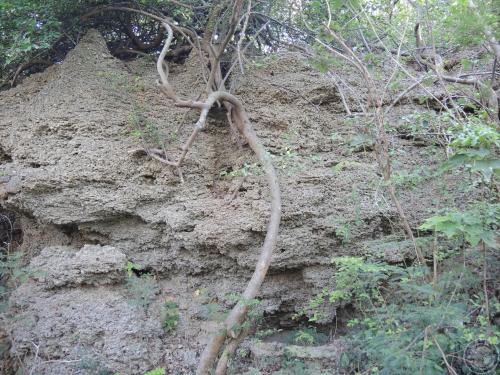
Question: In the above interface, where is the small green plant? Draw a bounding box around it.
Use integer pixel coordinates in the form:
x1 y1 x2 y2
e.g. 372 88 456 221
348 134 375 152
334 223 351 244
303 216 499 374
419 203 498 249
0 251 34 286
128 105 173 150
200 302 227 322
126 274 158 309
275 147 304 176
294 329 316 345
125 262 158 310
249 53 278 70
291 327 328 347
442 116 500 183
161 300 179 333
297 257 396 323
330 131 343 143
219 162 261 178
398 110 453 144
390 166 432 190
144 368 165 375
332 160 363 175
226 293 263 332
0 250 42 313
126 261 143 277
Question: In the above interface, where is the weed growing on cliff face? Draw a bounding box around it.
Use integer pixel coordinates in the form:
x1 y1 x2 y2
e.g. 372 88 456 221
219 162 262 178
249 54 278 70
125 262 158 310
126 274 158 309
0 251 32 286
296 257 395 323
332 160 363 175
348 134 375 153
0 251 41 313
128 105 179 151
390 166 433 190
441 117 500 184
143 367 165 375
333 223 351 244
293 327 327 346
219 147 322 180
161 300 179 333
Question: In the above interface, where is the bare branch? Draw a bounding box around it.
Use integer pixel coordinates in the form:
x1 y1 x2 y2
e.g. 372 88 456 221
237 0 252 74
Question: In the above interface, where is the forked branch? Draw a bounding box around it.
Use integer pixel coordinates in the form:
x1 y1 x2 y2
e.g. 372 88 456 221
132 14 281 375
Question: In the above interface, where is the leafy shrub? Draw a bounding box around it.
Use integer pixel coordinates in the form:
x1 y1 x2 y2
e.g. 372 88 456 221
442 117 500 183
302 250 499 374
0 250 41 313
161 300 179 333
125 263 159 310
126 274 158 309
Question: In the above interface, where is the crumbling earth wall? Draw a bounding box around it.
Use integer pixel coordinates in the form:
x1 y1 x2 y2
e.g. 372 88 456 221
0 30 472 374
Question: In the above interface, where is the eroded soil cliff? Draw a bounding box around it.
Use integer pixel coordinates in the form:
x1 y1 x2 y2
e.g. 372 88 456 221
0 30 477 374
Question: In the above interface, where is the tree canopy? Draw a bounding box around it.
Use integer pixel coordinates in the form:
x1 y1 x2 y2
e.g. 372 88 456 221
2 0 497 87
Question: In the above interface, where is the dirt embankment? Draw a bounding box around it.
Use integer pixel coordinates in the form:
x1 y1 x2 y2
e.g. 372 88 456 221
0 30 473 374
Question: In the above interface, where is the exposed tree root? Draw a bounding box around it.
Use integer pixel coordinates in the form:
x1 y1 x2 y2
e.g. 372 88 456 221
120 10 281 374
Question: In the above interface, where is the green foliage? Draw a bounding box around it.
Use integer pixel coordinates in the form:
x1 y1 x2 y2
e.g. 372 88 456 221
301 251 499 374
333 222 351 244
125 263 158 309
0 250 42 313
294 329 315 345
437 0 499 46
126 274 158 309
219 162 262 178
219 142 322 179
126 261 143 277
292 327 327 346
144 367 165 375
390 166 432 190
328 257 394 307
129 105 173 149
450 117 499 150
226 293 263 325
0 0 188 80
298 257 397 322
200 302 227 322
250 54 279 70
0 251 34 286
348 134 375 152
161 300 179 333
0 0 62 69
398 111 453 144
331 160 363 175
274 146 305 176
419 204 498 248
441 116 500 183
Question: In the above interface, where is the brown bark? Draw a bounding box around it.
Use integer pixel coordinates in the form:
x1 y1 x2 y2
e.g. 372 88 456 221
11 59 52 87
146 15 280 375
123 20 165 51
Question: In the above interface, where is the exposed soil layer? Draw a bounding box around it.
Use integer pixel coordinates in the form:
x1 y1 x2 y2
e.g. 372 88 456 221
0 30 479 374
